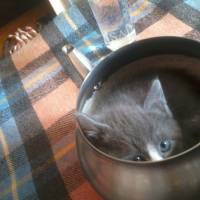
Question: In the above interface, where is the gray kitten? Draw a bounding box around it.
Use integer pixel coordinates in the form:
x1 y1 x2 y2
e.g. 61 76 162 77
76 79 183 161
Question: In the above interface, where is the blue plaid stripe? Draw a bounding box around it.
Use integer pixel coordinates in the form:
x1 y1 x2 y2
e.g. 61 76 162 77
0 84 10 111
0 85 38 200
53 5 93 43
1 118 23 156
53 0 188 68
0 131 38 200
0 153 39 200
0 83 12 125
52 0 200 69
53 4 110 67
75 31 109 66
75 31 103 54
0 82 15 127
185 0 200 11
0 58 68 200
129 0 157 23
0 80 27 113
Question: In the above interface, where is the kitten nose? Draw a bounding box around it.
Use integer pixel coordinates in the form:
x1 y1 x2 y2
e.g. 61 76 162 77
147 144 163 161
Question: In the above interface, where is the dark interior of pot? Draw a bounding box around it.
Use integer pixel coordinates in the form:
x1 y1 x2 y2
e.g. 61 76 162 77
77 37 200 163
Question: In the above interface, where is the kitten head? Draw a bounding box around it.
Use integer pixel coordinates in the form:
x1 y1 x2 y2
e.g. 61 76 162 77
76 79 183 161
143 79 183 160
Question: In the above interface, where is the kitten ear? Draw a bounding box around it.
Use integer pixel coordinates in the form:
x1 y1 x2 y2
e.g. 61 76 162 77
144 78 172 116
75 112 110 140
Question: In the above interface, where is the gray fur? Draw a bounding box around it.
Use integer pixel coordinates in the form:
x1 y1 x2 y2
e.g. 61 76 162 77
76 78 183 161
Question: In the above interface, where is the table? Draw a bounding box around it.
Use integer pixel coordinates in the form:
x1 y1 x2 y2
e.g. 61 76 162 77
0 0 200 199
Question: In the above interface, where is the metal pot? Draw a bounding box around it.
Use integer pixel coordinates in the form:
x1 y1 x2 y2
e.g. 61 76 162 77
76 37 200 200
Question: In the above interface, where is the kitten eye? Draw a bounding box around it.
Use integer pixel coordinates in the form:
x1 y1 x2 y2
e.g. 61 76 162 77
160 140 171 153
133 155 145 162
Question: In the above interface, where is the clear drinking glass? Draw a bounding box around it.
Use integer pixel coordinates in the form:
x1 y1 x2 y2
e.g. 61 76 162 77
88 0 136 51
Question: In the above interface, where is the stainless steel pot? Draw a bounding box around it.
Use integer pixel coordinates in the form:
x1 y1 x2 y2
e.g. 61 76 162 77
76 37 200 200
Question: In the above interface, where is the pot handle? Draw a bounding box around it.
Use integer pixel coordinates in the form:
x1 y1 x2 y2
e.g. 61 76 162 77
62 44 91 79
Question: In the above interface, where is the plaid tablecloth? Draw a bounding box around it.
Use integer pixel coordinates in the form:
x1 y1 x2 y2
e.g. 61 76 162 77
0 0 200 199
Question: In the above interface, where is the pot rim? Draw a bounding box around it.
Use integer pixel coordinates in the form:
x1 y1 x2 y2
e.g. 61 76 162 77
76 36 200 165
